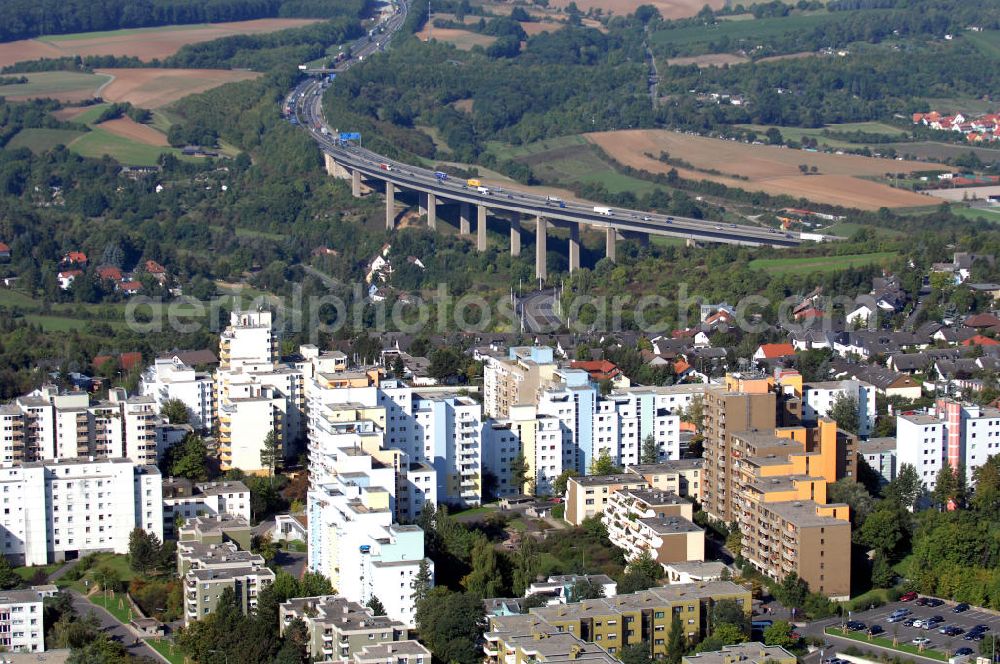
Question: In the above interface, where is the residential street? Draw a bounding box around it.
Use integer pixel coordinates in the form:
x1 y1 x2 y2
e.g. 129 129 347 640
68 590 165 662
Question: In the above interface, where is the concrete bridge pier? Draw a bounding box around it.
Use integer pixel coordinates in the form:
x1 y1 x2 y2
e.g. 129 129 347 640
477 205 488 251
385 184 396 231
510 212 521 257
606 227 617 263
535 216 547 282
351 169 362 198
426 193 437 230
460 202 471 235
568 223 580 273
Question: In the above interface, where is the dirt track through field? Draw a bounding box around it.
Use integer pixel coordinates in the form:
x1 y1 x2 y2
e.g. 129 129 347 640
0 18 318 68
586 129 950 209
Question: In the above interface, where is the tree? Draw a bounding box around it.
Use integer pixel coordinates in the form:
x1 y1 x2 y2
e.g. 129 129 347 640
696 622 747 652
711 599 749 635
92 567 121 592
828 394 859 434
763 621 798 649
857 505 903 557
552 469 579 497
972 455 1000 519
776 572 808 609
414 588 484 664
619 641 654 664
510 454 530 494
128 528 164 575
569 579 604 602
161 398 190 424
260 429 280 484
411 559 433 606
618 551 661 594
725 524 742 559
0 555 22 590
164 433 211 482
681 396 705 431
871 552 895 588
884 463 922 510
366 596 386 616
463 538 504 597
589 449 622 475
67 633 132 664
827 478 874 529
641 434 659 464
667 611 685 664
932 461 964 508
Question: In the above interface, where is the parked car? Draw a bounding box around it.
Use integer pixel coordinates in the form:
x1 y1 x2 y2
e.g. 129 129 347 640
954 603 971 613
901 592 919 602
926 598 945 607
972 625 990 633
915 598 930 606
846 621 867 631
868 625 884 636
956 648 975 656
913 620 926 629
904 618 919 627
940 626 964 636
912 638 932 647
964 632 985 642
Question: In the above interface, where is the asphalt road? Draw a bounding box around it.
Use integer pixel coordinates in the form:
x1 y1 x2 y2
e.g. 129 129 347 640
287 5 805 251
518 288 562 333
69 590 165 662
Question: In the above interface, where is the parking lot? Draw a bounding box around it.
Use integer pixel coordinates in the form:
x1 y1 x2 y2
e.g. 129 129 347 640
834 597 1000 655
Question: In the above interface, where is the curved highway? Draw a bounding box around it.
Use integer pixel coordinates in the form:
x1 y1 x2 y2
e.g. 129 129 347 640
288 3 802 249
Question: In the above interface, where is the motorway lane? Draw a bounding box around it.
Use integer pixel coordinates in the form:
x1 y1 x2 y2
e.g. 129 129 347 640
287 10 803 249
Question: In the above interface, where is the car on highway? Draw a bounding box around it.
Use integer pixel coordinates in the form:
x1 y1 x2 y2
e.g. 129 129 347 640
846 621 866 631
912 638 932 647
954 603 971 613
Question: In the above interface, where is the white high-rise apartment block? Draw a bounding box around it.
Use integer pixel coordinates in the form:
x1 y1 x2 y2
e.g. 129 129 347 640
215 310 305 472
801 380 876 437
0 458 163 566
306 398 432 627
896 399 1000 492
0 590 45 653
141 356 216 431
0 387 158 466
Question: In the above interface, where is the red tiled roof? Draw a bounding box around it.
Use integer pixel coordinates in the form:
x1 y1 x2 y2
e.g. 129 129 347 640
961 335 1000 347
119 352 143 371
119 281 142 292
144 260 166 274
63 251 88 264
964 313 1000 328
673 359 692 375
97 266 123 282
0 242 9 253
58 270 83 279
570 359 622 381
757 343 796 359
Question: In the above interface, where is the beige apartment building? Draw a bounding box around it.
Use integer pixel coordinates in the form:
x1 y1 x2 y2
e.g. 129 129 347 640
603 489 703 565
564 474 649 526
485 581 752 661
353 641 430 664
683 642 796 664
279 595 409 663
626 459 704 502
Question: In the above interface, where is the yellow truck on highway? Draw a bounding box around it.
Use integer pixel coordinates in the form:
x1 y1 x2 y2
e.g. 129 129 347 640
466 178 481 187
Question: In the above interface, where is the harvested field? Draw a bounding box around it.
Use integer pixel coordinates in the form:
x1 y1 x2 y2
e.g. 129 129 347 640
547 0 725 19
520 21 567 35
95 68 260 108
52 106 93 121
97 117 169 146
585 129 950 209
666 53 749 67
453 99 475 113
415 26 497 49
757 50 816 63
0 19 319 68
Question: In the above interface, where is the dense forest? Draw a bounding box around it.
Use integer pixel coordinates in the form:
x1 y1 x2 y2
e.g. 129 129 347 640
0 0 372 43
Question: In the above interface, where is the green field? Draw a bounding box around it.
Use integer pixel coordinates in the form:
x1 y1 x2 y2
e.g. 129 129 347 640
888 141 1000 164
822 221 904 238
825 626 948 661
521 143 666 196
0 71 110 98
738 122 908 150
650 11 867 49
486 134 588 161
70 127 183 166
13 562 62 582
39 23 210 43
7 128 86 153
70 103 113 125
965 30 1000 60
950 206 1000 223
748 251 898 274
58 553 137 594
146 638 186 664
90 592 136 624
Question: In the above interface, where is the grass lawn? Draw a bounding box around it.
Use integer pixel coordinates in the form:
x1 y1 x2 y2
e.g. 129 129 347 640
486 135 587 162
950 206 1000 223
508 518 527 532
90 592 137 625
825 626 948 661
0 71 110 98
70 103 113 125
146 638 186 664
451 504 497 518
59 553 137 594
966 30 1000 59
39 24 204 42
69 128 184 166
822 222 904 238
13 562 62 583
748 251 898 274
7 128 86 153
527 144 664 196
